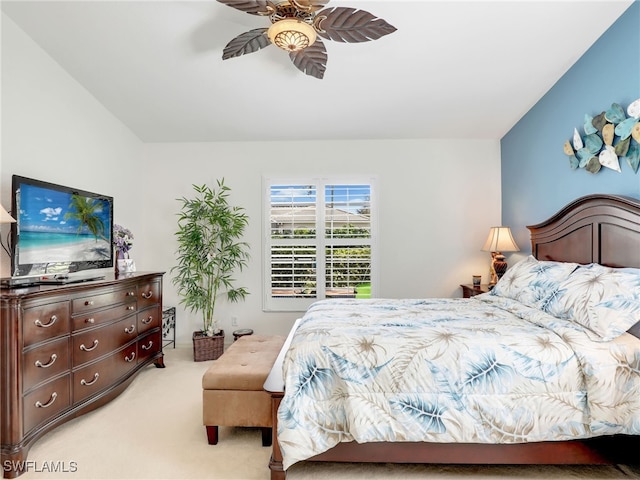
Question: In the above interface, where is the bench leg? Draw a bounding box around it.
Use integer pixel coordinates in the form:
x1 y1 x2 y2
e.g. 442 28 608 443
206 425 218 445
208 425 270 446
262 427 272 447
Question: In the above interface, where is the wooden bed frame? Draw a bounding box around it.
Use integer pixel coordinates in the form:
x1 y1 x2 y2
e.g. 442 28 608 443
264 194 640 480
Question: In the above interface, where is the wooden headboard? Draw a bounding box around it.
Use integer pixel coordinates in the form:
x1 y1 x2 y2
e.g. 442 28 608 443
527 194 640 269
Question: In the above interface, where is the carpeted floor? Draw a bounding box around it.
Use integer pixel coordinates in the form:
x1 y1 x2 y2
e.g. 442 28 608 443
16 347 640 480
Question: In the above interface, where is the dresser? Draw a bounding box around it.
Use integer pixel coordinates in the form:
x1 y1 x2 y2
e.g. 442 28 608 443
1 272 164 478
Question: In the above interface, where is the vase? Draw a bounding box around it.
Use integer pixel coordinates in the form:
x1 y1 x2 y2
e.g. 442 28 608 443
115 248 135 273
117 258 136 273
114 248 120 275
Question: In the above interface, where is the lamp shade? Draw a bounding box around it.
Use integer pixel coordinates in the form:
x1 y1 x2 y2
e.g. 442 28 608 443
0 204 16 224
482 226 519 253
267 19 317 52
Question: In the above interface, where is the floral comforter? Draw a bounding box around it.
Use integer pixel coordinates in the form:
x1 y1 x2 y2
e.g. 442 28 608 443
277 296 640 469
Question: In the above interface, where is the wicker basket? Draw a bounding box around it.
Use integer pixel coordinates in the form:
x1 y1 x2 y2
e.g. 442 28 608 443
192 330 225 362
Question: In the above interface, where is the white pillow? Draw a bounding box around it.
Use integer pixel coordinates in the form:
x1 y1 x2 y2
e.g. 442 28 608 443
490 255 578 309
543 263 640 341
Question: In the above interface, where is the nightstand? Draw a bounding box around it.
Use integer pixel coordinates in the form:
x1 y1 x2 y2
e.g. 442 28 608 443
460 284 490 298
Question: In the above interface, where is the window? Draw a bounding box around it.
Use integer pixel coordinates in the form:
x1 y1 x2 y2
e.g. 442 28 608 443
263 177 376 312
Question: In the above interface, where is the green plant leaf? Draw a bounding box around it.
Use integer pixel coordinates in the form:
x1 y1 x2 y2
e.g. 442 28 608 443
171 179 250 334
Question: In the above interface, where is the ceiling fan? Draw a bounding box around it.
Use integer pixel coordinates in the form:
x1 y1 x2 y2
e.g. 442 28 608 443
216 0 397 79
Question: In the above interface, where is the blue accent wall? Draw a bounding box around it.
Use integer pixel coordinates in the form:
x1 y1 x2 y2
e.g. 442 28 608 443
501 1 640 253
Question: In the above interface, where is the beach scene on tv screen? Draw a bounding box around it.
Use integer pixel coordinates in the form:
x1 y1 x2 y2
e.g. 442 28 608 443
17 183 112 264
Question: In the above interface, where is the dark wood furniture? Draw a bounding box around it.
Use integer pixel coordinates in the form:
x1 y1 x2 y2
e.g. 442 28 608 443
460 284 490 298
1 271 165 478
265 194 640 480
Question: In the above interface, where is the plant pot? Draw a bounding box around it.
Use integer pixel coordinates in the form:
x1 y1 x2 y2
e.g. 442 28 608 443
192 330 225 362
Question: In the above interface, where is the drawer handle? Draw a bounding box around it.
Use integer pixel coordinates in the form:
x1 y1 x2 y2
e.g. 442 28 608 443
35 354 58 368
126 305 135 311
80 339 99 352
124 325 135 334
84 300 94 306
35 392 58 409
80 373 99 386
85 317 95 324
142 316 153 325
34 315 57 328
125 352 136 362
126 291 135 297
141 291 153 299
141 340 154 351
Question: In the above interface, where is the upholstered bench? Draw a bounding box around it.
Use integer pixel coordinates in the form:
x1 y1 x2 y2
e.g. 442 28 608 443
202 334 286 446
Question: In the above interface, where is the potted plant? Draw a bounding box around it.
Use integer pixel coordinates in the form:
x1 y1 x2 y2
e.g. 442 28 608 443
172 180 250 361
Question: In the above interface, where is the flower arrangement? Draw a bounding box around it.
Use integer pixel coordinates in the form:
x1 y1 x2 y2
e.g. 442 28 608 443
113 224 134 259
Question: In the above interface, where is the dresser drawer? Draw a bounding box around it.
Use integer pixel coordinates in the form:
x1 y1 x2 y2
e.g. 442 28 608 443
71 287 137 315
138 280 160 310
2 272 164 477
72 301 137 332
23 337 71 393
137 306 160 335
72 316 139 367
72 344 137 404
137 331 162 364
23 374 71 434
22 301 70 348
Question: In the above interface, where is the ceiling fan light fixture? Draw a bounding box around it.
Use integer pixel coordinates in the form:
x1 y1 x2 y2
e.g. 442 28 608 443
267 19 317 52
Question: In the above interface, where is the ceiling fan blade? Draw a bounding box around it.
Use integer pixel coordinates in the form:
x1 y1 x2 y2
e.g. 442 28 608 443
290 0 330 13
222 29 270 60
314 7 396 43
216 0 275 16
289 38 327 79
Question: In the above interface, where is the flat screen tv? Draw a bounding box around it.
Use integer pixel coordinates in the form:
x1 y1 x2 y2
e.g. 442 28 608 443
10 175 114 278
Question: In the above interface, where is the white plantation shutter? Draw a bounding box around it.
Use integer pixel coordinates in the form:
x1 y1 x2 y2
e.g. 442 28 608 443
264 177 376 312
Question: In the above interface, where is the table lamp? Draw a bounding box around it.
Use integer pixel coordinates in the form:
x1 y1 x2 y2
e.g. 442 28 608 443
482 226 519 286
0 205 16 224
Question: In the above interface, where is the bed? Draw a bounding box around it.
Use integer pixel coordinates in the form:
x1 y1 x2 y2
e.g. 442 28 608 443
264 193 640 480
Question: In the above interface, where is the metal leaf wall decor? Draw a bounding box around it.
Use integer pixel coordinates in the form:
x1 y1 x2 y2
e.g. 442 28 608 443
563 98 640 174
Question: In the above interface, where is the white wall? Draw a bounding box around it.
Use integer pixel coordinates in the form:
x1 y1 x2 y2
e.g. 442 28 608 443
143 140 502 342
0 14 143 276
1 13 503 346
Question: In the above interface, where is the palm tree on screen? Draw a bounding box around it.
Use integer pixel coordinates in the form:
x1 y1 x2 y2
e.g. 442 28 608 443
64 194 107 242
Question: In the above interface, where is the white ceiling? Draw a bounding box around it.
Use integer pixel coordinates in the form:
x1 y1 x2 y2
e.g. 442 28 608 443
1 0 634 143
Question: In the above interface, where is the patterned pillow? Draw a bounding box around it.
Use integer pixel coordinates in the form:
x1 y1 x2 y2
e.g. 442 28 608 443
543 263 640 341
490 255 578 309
